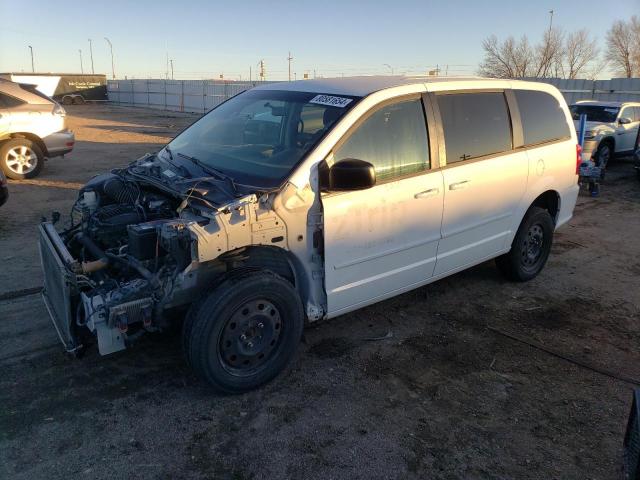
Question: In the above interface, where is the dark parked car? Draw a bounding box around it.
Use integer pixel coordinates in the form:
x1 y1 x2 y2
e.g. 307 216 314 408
0 169 8 206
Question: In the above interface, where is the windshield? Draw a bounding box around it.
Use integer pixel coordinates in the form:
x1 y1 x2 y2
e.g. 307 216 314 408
165 89 360 188
569 105 619 123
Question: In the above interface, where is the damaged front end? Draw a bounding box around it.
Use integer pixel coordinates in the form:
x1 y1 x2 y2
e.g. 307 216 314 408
39 155 287 356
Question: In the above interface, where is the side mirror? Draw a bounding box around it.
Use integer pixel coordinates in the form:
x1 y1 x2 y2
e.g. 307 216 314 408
325 158 376 191
619 117 632 125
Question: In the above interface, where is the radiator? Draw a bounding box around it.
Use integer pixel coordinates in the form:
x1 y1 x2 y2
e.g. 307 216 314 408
38 222 78 353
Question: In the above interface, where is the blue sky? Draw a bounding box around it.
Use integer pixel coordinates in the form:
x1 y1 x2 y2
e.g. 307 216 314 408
1 0 638 79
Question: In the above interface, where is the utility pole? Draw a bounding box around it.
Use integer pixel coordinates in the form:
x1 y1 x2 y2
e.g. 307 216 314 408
249 66 252 83
170 59 174 80
258 60 266 81
104 37 115 79
88 39 94 74
548 9 554 36
79 49 84 74
287 52 293 81
28 45 34 72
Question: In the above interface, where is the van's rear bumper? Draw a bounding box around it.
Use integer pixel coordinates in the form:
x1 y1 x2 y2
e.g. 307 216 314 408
556 183 580 229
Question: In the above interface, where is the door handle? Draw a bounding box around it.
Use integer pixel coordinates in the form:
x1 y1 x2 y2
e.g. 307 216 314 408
414 188 439 199
449 180 470 190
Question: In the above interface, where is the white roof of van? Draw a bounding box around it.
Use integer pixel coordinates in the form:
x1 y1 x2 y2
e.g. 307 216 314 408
253 75 503 97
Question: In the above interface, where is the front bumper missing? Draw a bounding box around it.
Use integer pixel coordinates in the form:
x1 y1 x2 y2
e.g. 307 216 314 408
38 222 80 353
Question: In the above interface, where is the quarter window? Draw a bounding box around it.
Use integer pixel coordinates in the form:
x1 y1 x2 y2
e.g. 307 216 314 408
515 90 571 146
333 98 430 182
0 92 25 108
437 92 512 163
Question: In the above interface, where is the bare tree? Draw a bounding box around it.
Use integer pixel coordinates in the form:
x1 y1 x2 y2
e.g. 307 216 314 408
631 16 640 76
534 27 564 77
606 19 635 77
561 29 599 79
479 35 535 78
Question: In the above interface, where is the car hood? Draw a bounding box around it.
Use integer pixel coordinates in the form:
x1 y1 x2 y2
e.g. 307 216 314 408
126 153 254 208
573 120 616 134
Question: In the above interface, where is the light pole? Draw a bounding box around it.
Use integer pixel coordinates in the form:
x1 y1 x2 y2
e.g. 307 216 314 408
104 37 115 79
79 49 84 74
287 51 293 81
170 59 174 80
383 63 394 75
88 39 94 74
28 46 34 72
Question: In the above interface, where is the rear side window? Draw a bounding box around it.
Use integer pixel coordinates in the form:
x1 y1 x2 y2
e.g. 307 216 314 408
437 92 512 163
0 92 25 108
334 98 430 181
515 90 571 146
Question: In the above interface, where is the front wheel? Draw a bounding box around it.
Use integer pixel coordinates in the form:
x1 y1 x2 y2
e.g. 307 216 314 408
595 142 612 180
496 207 554 282
0 138 45 180
184 270 304 393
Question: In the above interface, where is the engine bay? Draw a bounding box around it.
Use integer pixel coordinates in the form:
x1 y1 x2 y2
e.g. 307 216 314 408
59 172 179 349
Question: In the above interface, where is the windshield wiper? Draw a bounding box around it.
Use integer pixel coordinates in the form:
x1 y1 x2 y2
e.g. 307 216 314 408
177 152 237 195
161 146 191 177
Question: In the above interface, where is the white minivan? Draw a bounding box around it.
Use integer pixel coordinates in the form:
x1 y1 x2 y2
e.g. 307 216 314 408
40 76 579 392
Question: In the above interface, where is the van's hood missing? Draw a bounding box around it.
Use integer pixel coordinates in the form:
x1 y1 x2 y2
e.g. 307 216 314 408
125 152 255 208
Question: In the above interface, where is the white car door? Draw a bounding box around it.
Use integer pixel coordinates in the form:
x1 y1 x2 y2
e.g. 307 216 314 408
616 106 640 152
433 91 528 276
323 95 444 316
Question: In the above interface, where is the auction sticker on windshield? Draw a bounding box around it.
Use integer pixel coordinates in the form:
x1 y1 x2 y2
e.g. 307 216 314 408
310 95 353 108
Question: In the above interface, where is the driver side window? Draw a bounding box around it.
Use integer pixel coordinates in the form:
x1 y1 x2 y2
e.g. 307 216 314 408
333 98 430 182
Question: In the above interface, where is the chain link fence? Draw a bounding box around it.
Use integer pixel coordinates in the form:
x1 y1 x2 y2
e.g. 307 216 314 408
106 79 279 113
107 77 640 114
525 77 640 104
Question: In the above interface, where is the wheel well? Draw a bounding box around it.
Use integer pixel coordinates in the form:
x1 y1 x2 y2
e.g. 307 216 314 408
219 246 297 286
600 136 615 151
7 133 48 157
531 190 560 224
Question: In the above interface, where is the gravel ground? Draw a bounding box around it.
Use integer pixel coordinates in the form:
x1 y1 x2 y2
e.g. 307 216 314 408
1 104 639 480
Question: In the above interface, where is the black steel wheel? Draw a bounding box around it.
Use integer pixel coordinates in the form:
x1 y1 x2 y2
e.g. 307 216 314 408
184 270 304 393
496 206 554 282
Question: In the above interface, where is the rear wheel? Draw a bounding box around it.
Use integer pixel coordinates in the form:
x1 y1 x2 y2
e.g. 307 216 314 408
61 96 73 105
0 138 45 180
72 96 85 105
184 270 304 393
496 207 554 282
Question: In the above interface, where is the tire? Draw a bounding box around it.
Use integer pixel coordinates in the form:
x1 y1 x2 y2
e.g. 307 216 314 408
0 138 45 180
595 142 612 181
72 96 85 105
496 207 554 282
184 270 304 393
62 96 73 105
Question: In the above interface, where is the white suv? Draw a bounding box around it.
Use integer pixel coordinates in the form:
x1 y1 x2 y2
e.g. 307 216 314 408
0 79 75 179
570 100 640 172
39 76 579 392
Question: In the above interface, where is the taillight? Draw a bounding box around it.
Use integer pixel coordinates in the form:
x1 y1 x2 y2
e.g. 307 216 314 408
575 144 582 175
52 103 66 117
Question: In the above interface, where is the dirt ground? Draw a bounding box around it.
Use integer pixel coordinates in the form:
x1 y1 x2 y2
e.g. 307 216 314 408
1 104 639 480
